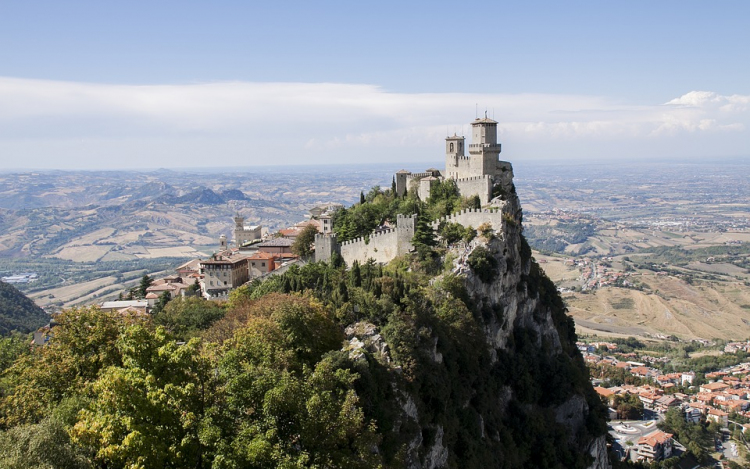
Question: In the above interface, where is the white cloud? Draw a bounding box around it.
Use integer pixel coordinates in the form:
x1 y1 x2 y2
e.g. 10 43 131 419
0 77 747 169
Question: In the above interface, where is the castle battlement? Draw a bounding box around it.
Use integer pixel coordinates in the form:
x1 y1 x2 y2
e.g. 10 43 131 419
407 172 433 180
431 206 507 231
453 175 492 182
395 115 512 204
339 227 398 247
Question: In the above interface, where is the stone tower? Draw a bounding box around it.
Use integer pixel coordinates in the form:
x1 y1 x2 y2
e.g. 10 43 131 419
234 215 245 247
444 134 465 179
469 113 502 178
219 234 227 250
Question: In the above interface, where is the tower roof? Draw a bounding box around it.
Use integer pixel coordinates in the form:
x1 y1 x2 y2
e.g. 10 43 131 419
472 117 497 125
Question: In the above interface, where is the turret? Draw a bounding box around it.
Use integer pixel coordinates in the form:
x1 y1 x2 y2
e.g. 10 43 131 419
445 134 465 179
469 113 502 177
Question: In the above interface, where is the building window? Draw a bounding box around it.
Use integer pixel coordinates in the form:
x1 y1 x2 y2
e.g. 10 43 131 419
450 142 454 152
261 262 266 267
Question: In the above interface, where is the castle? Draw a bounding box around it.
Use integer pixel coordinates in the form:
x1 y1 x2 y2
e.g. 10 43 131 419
315 115 515 265
395 113 514 204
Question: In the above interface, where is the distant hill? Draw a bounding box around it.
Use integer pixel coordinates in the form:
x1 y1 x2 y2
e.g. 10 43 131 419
160 188 226 205
0 281 48 334
219 189 248 201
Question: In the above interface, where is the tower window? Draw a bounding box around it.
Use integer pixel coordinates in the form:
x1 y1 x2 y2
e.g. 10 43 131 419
450 143 454 152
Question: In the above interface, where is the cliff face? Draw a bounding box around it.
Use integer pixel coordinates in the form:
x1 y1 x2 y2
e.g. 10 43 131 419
345 187 611 468
459 190 611 469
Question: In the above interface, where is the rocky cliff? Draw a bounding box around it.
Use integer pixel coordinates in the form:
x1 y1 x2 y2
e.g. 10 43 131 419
345 185 611 468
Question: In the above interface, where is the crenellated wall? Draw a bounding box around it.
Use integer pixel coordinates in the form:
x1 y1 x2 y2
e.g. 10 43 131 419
339 214 415 265
316 214 416 266
314 232 340 263
454 175 493 204
432 206 508 234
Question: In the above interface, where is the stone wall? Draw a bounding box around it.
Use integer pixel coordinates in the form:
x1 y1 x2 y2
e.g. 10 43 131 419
454 175 493 204
314 232 339 263
339 214 415 266
432 207 506 233
340 229 399 265
316 214 416 266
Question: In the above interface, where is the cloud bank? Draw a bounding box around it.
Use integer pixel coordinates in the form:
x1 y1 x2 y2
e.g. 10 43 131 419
0 77 747 169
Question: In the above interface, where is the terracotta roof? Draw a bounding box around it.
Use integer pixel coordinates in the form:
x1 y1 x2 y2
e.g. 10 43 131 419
146 284 177 292
703 382 729 391
248 252 278 260
201 255 249 265
594 386 615 397
638 430 672 447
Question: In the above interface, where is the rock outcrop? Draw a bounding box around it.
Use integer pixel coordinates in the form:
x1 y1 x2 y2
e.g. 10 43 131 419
343 183 611 468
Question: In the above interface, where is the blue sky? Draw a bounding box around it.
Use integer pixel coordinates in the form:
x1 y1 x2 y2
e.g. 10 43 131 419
1 1 749 169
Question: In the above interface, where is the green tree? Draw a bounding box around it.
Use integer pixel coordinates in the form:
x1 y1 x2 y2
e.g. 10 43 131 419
0 307 127 427
0 332 30 373
292 224 320 258
0 415 93 469
71 326 215 469
152 296 225 340
467 246 498 283
412 215 436 248
151 290 172 314
350 261 362 288
138 274 153 298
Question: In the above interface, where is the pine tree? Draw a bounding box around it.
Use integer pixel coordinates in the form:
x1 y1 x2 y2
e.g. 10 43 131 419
350 261 361 288
412 215 436 247
138 275 153 299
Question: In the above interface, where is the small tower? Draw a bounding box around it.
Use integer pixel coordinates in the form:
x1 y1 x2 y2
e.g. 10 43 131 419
219 234 227 250
445 134 465 179
469 112 501 177
234 214 245 247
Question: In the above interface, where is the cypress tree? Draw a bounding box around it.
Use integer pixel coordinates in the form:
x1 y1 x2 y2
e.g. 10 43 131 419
350 261 362 288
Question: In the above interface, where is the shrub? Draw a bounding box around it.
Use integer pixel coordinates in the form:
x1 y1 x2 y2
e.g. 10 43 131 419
467 247 498 283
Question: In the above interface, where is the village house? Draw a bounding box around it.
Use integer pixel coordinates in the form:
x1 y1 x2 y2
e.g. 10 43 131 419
636 430 673 462
257 237 294 255
707 408 729 426
700 382 730 394
248 251 279 277
200 252 250 300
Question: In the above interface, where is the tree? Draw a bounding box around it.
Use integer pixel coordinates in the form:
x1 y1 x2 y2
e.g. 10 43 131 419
350 261 362 288
467 246 498 283
0 415 93 469
138 274 153 298
71 326 215 469
0 307 128 427
188 278 201 295
152 290 172 314
292 224 320 258
153 296 225 340
412 215 436 248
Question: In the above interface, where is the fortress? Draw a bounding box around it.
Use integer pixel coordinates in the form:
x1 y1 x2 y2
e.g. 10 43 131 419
396 113 514 204
316 114 515 265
